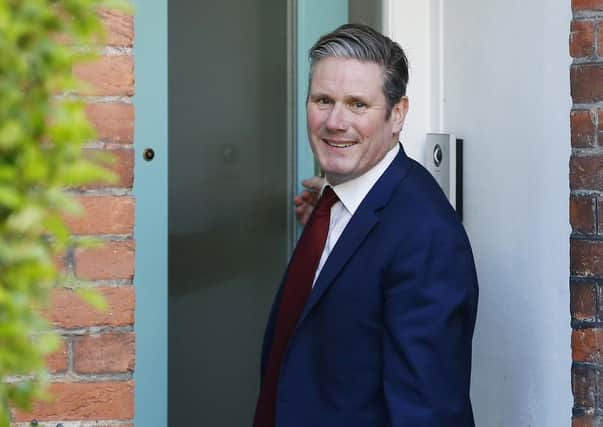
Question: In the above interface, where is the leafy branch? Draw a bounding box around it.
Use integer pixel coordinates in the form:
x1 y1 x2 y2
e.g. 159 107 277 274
0 0 129 424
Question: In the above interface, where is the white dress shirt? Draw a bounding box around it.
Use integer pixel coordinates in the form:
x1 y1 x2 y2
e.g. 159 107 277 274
312 143 400 286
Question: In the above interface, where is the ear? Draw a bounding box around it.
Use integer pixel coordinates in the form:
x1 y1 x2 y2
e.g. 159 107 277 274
391 96 409 134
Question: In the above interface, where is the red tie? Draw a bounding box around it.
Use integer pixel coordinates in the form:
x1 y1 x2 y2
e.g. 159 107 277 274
253 186 339 427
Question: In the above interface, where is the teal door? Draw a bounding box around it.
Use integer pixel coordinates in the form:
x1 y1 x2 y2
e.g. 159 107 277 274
134 1 347 425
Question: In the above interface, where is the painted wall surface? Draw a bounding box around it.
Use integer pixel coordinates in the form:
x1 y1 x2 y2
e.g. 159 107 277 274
390 0 572 425
443 1 572 425
385 0 434 163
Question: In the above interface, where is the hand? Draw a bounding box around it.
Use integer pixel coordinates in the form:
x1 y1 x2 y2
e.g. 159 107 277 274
293 176 324 226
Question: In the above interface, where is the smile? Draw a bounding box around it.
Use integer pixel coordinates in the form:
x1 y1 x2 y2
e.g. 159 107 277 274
323 139 355 148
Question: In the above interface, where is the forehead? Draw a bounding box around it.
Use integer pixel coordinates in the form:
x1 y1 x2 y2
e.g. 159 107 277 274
309 57 384 96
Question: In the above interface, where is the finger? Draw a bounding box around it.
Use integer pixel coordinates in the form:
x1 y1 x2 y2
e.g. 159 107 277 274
294 200 315 226
301 176 324 192
295 207 310 225
300 190 315 203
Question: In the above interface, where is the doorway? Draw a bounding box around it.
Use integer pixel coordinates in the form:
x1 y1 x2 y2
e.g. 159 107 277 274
156 0 382 425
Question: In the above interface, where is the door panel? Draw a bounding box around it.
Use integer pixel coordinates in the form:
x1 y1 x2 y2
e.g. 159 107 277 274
168 1 288 425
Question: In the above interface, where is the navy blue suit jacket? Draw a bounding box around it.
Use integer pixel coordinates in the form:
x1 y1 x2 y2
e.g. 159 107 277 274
260 146 478 426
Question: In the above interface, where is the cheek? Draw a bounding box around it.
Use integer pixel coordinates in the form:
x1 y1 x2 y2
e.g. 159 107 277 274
307 108 323 133
354 118 380 141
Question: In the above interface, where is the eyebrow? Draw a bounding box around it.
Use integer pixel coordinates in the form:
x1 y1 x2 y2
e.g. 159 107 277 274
309 92 371 104
347 95 370 104
308 92 331 99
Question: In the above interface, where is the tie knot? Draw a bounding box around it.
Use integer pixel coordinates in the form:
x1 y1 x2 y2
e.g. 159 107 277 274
314 186 339 215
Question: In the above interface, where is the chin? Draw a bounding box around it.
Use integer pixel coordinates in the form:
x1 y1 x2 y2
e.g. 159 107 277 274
323 167 356 184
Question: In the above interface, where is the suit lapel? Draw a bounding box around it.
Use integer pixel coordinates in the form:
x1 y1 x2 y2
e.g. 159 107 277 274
297 145 413 327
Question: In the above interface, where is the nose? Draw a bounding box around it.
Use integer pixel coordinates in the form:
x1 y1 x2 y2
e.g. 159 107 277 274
325 103 348 132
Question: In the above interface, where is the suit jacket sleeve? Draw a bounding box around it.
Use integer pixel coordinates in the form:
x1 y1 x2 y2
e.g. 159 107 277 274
382 222 478 427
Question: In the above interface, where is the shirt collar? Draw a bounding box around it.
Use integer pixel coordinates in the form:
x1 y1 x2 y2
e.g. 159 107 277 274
323 143 400 216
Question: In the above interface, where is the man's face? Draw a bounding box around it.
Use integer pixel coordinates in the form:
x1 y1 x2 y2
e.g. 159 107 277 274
307 57 408 186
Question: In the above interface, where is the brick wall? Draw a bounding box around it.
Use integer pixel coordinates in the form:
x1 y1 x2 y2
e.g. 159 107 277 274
11 9 136 426
571 0 603 426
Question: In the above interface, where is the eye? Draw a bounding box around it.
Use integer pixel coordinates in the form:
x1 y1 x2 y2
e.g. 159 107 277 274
350 101 367 110
317 97 332 105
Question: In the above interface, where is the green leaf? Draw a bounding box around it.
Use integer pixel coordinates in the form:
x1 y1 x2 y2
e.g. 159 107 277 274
45 187 81 215
0 121 23 150
34 332 60 356
0 165 17 182
76 287 108 312
0 186 21 208
59 159 117 186
43 213 70 247
6 205 45 233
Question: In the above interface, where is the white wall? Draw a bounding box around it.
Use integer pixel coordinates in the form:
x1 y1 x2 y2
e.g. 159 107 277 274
388 1 572 425
384 0 435 162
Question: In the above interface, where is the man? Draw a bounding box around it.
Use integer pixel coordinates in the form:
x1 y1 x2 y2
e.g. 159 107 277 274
254 24 478 427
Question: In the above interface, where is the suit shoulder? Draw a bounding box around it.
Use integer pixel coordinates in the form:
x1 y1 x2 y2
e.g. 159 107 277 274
381 157 470 245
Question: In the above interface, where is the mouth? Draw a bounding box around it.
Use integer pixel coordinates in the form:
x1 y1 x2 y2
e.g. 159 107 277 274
322 138 356 148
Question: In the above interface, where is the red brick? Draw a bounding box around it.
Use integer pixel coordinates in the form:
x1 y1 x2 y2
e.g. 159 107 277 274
47 287 134 328
85 103 134 143
74 55 134 96
65 196 134 235
53 253 67 274
573 0 603 10
12 381 133 421
571 282 597 321
570 155 603 190
99 8 134 47
111 149 134 188
46 338 68 374
599 110 603 144
573 416 600 427
74 332 134 374
572 416 587 427
75 241 135 280
571 195 596 234
83 148 134 189
599 21 603 57
571 20 595 58
571 239 603 276
573 329 603 362
572 110 596 147
572 64 603 103
54 8 133 48
573 364 597 408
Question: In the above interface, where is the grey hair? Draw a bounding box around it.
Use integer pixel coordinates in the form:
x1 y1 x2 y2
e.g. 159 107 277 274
308 23 409 119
